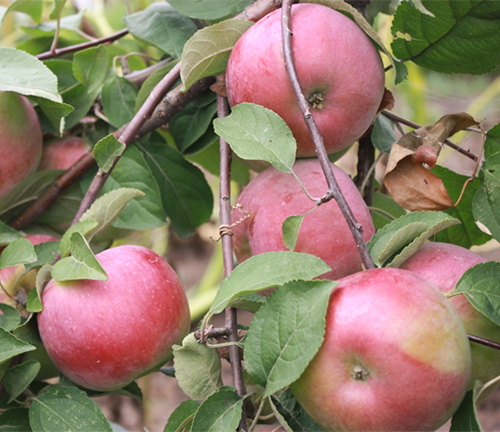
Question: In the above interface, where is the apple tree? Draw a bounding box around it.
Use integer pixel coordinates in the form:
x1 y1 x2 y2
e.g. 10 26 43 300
0 0 499 431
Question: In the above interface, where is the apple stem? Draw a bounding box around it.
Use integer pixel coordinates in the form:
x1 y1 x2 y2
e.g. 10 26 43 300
281 0 376 271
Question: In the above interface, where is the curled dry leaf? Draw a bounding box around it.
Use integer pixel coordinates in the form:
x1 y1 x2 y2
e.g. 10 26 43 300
384 112 479 211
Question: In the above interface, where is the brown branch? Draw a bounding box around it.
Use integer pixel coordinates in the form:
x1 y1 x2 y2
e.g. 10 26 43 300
381 110 479 162
281 0 375 270
36 29 129 60
468 334 500 351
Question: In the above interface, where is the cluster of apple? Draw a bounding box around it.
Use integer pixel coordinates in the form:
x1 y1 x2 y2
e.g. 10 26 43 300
223 3 500 431
0 92 191 391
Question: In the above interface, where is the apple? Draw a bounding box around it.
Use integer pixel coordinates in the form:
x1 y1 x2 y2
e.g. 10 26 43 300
39 136 89 171
400 241 500 399
0 91 43 199
38 245 190 391
225 3 385 158
0 234 59 312
290 268 472 432
231 159 375 280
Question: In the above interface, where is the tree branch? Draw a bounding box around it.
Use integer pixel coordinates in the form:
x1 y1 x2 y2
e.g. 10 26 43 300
280 0 375 270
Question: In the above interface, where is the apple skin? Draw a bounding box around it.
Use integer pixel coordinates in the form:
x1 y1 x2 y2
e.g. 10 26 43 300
400 241 500 399
290 268 472 432
39 136 89 171
231 159 375 280
38 245 191 391
225 3 385 158
0 234 59 311
0 92 43 199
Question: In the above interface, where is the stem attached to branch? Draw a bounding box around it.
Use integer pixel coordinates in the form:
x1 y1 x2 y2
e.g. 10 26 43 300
280 0 375 270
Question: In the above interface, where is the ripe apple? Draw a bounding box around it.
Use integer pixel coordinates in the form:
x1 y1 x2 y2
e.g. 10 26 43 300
38 245 190 391
0 234 59 312
290 268 472 432
225 3 385 158
39 136 89 170
0 91 43 199
400 241 500 399
231 159 375 280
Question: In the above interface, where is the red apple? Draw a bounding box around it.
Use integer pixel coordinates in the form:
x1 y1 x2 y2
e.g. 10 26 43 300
0 234 59 312
0 92 43 199
225 3 385 158
38 245 190 391
400 241 500 399
39 136 89 171
231 159 375 280
291 268 472 432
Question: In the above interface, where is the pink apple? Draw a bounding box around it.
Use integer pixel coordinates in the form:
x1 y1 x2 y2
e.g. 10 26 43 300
39 136 89 170
291 268 472 432
231 159 375 280
400 241 500 399
38 245 190 391
225 3 385 158
0 92 43 199
0 234 59 311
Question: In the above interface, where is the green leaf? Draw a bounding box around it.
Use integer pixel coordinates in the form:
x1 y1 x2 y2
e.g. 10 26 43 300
368 211 461 268
25 241 60 271
453 262 500 327
93 144 166 231
164 400 200 432
101 76 138 128
137 140 213 238
0 238 37 270
270 389 325 432
391 0 500 74
49 0 67 20
173 333 223 400
0 327 35 364
32 97 74 135
0 304 22 332
59 220 99 258
229 293 267 314
51 232 107 281
282 215 305 252
245 280 336 397
4 0 42 23
0 408 31 431
371 115 396 154
210 251 331 314
0 48 61 102
26 287 43 313
4 360 40 404
54 82 92 132
92 134 126 173
170 98 218 154
167 0 252 20
190 386 243 432
123 2 197 59
371 191 406 231
433 166 491 248
72 45 109 95
79 188 145 241
135 61 179 112
180 19 253 92
0 222 22 246
213 103 297 173
450 389 482 432
29 385 112 432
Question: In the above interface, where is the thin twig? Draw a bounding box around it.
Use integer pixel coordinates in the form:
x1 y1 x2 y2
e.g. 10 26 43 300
281 0 375 270
468 334 500 351
36 29 129 60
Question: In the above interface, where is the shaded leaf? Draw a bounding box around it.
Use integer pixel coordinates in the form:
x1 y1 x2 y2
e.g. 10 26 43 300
164 400 200 432
4 360 40 403
371 114 396 154
180 19 253 92
450 386 482 432
72 45 109 94
167 0 252 20
0 304 21 332
92 134 126 173
0 328 35 364
101 76 138 128
4 0 42 23
135 61 179 112
0 238 37 270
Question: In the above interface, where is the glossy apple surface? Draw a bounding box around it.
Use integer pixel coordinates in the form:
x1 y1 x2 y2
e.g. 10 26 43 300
400 241 500 398
291 268 471 432
226 3 385 158
39 136 89 170
38 245 191 391
231 159 375 280
0 92 43 199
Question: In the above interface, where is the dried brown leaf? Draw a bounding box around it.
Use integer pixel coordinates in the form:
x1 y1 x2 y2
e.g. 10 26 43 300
384 156 454 211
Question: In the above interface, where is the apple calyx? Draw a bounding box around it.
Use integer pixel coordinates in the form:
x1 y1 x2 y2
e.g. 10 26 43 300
307 92 324 109
351 364 370 381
